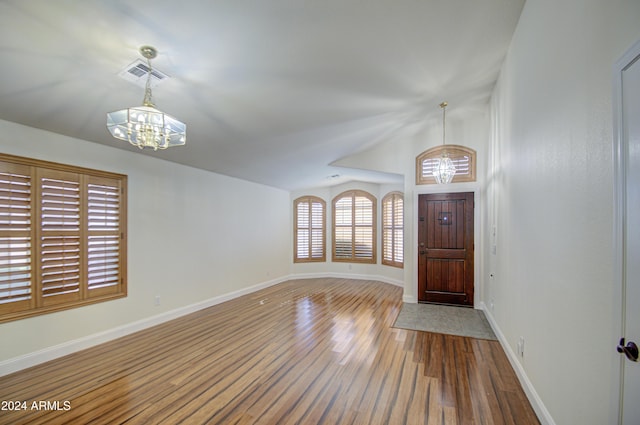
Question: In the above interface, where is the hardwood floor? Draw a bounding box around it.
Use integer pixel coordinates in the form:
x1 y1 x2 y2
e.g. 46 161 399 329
0 278 540 425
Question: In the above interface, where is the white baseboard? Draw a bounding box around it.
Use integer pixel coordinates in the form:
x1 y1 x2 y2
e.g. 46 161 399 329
0 275 291 377
294 272 412 301
290 271 405 288
402 294 417 303
479 302 556 425
289 273 404 288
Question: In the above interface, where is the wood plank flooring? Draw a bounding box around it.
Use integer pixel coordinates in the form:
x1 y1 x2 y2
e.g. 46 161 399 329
0 278 540 425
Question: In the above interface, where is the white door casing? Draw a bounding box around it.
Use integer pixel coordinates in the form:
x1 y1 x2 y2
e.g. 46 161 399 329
613 38 640 425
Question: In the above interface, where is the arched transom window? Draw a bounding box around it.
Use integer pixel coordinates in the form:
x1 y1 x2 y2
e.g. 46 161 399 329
416 145 476 185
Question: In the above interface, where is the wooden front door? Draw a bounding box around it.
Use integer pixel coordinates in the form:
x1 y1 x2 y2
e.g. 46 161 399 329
418 192 474 306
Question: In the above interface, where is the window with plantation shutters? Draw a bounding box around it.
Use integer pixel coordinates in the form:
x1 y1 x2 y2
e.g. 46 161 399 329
382 192 404 268
0 154 127 323
332 190 376 263
294 196 326 262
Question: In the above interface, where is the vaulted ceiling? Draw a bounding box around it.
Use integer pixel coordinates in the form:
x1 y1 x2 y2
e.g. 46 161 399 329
0 0 524 190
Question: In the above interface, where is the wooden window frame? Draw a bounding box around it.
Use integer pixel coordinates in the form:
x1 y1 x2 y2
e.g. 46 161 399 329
293 196 326 263
382 192 404 268
332 190 377 264
416 144 476 185
0 153 127 323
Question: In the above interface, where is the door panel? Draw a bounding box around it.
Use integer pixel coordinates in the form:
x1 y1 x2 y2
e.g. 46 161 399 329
426 259 465 293
418 192 474 306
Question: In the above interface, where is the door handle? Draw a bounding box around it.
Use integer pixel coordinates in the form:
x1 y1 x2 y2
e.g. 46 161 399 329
617 338 639 362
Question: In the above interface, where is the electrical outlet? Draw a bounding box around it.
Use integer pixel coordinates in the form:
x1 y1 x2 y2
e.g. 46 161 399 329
154 295 160 306
490 299 495 311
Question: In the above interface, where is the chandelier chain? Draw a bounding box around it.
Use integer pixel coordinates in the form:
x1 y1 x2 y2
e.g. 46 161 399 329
142 55 155 107
440 101 448 146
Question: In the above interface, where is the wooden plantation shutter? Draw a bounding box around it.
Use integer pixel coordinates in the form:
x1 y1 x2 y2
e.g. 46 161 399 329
38 169 82 307
333 196 353 260
87 176 123 297
332 190 376 263
0 154 127 323
382 192 404 268
0 162 34 315
354 195 374 260
294 196 326 262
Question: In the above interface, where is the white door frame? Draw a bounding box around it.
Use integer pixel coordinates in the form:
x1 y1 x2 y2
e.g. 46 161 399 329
612 37 640 425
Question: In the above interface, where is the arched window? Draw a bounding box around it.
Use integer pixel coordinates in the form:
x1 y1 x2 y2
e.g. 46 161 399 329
382 192 403 268
416 145 476 185
293 196 326 262
332 190 376 263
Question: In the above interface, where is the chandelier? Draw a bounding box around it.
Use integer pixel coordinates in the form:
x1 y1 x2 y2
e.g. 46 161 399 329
107 46 186 150
432 101 456 184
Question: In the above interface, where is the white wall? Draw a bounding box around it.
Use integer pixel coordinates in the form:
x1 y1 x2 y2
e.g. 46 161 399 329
0 119 291 365
486 0 640 424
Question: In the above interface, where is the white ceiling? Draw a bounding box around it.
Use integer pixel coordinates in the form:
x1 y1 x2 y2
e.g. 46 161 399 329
0 0 524 191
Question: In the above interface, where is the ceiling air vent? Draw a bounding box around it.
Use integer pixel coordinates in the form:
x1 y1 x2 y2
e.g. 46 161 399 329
118 59 169 88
